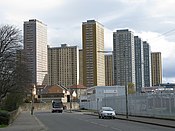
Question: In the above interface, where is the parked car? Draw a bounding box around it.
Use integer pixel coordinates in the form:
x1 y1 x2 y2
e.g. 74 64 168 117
98 107 116 119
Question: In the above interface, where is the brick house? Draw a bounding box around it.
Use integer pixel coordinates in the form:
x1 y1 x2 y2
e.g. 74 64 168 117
36 84 68 103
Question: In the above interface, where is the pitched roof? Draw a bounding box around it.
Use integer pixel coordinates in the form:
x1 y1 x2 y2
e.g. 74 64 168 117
39 84 67 94
66 84 87 89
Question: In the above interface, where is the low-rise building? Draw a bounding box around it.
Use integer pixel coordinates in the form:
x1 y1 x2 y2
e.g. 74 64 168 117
80 85 125 110
36 84 68 103
66 84 87 101
142 83 175 94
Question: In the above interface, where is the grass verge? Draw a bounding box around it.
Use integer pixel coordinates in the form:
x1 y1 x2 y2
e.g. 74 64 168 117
0 124 7 128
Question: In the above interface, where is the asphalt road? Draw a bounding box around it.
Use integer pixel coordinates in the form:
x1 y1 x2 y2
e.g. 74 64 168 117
35 111 175 131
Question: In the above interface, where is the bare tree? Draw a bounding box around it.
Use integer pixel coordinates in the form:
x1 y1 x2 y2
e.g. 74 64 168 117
0 25 31 104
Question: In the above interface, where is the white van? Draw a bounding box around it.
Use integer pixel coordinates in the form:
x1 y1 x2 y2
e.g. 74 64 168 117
52 101 63 113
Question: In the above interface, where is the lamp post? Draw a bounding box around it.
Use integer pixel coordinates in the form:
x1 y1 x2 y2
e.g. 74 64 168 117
97 98 99 111
124 60 128 119
31 84 36 115
124 50 128 119
72 90 76 110
69 88 72 113
69 89 77 113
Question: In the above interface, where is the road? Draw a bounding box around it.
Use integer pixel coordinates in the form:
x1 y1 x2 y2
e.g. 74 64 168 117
35 111 175 131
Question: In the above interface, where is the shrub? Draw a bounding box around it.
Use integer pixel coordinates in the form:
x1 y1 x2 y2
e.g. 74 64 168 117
1 93 24 111
0 110 10 125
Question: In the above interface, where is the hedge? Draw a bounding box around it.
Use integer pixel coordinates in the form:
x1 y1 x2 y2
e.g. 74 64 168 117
0 110 10 125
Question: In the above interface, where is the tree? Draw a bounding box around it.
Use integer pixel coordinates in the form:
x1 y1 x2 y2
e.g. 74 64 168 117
0 25 31 105
128 82 136 94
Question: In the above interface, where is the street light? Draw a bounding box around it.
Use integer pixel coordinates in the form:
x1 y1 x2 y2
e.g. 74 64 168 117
69 89 77 113
97 98 99 111
124 51 129 119
67 88 72 112
31 84 36 115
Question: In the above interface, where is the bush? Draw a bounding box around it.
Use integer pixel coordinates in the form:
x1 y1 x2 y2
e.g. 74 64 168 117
0 110 10 125
1 93 24 111
0 116 9 125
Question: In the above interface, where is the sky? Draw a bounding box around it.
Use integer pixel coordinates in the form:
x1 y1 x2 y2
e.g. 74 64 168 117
1 0 175 83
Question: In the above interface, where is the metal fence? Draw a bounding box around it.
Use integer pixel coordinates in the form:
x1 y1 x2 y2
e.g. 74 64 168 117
103 93 175 119
80 93 175 119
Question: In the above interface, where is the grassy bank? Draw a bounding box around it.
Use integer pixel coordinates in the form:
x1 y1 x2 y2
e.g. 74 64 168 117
0 124 7 128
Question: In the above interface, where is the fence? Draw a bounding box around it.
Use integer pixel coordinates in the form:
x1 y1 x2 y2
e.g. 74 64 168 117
104 93 175 119
81 93 175 119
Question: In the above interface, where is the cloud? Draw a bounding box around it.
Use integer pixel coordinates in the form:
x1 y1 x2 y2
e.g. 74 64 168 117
0 0 64 27
163 58 175 78
163 77 175 83
1 0 175 83
136 31 175 58
136 31 175 82
48 25 81 47
1 0 63 10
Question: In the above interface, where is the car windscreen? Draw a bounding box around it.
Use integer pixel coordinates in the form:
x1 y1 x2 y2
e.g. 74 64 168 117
102 107 113 111
53 103 62 108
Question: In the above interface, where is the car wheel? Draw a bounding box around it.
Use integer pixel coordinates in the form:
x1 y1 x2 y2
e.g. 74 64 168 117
99 116 101 119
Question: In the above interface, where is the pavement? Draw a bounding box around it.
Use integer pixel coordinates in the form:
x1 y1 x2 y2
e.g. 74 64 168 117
0 110 175 131
117 115 175 128
0 111 47 131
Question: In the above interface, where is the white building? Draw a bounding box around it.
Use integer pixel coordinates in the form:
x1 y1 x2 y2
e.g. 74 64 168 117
80 85 125 110
24 19 48 85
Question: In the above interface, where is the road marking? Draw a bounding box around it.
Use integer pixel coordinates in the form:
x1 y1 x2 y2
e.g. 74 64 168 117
97 123 109 128
90 121 99 125
111 127 123 131
89 121 123 131
69 113 123 131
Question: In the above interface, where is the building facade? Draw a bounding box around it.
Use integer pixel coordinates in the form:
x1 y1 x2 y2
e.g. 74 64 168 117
80 85 125 110
79 49 83 85
82 20 105 87
113 29 135 88
134 36 144 92
143 41 152 87
24 19 48 85
105 54 114 86
48 44 79 87
151 52 162 86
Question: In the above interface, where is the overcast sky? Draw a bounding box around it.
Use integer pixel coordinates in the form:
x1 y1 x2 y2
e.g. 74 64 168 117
1 0 175 83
